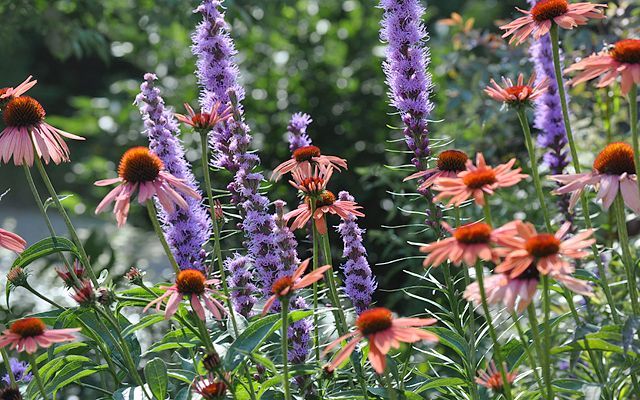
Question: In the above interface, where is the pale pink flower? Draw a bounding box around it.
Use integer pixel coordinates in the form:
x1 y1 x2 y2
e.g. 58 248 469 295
433 153 528 206
476 361 518 391
484 73 549 104
289 163 333 196
549 142 640 213
404 149 469 191
262 259 331 315
0 96 84 166
323 307 438 374
500 0 607 45
143 269 226 321
0 317 80 354
566 39 640 95
284 190 364 234
0 229 26 253
175 101 233 132
271 145 347 181
95 147 201 227
0 75 37 100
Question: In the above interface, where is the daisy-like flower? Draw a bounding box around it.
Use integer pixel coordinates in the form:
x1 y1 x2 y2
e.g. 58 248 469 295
495 220 594 277
289 163 334 196
476 361 518 392
193 373 227 399
262 259 331 315
500 0 607 45
95 147 201 227
271 145 347 181
433 153 528 206
323 307 438 374
0 95 84 166
404 149 469 191
0 317 80 354
549 142 640 213
284 190 364 235
143 269 226 321
566 39 640 95
420 221 516 267
484 73 549 105
175 101 233 133
0 75 37 102
0 229 26 253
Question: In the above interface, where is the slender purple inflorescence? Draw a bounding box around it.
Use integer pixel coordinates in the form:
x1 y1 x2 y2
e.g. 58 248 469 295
225 254 257 317
135 73 212 271
336 191 377 314
287 113 313 152
2 358 32 385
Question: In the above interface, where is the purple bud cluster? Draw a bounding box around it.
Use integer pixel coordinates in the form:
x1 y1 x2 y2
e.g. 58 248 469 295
224 254 257 317
287 113 313 152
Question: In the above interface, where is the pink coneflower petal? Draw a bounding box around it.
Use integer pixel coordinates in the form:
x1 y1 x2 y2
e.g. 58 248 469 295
0 229 27 253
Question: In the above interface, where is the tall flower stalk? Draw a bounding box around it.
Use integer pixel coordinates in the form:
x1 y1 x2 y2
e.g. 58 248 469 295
287 112 313 152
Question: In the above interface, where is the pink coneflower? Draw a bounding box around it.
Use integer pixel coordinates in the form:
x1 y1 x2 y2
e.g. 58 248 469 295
0 229 26 253
175 102 233 133
262 259 331 315
500 0 607 45
143 269 226 321
323 307 438 374
71 280 96 306
0 75 37 101
0 317 80 354
419 221 516 267
56 260 86 288
404 149 469 191
549 142 640 213
95 147 201 227
476 361 518 392
484 73 549 105
271 145 347 181
566 39 640 95
193 373 227 399
495 220 594 277
289 163 333 196
0 96 85 166
284 190 364 235
433 153 528 206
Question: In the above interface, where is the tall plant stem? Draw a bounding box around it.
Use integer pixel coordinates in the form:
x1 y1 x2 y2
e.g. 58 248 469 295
541 276 554 400
383 371 398 400
629 84 640 195
526 305 550 399
145 201 180 275
310 199 321 363
281 297 292 400
613 195 640 315
510 312 543 390
1 349 16 387
29 354 49 400
33 157 98 287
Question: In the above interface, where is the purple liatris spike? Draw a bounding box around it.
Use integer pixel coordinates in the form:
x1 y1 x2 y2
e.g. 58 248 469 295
2 358 32 385
336 191 377 314
225 254 257 317
135 73 212 271
287 112 313 152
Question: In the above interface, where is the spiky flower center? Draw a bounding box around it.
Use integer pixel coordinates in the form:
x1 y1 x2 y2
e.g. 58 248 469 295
356 307 393 336
531 0 569 22
505 85 533 101
118 147 164 183
271 276 294 295
298 177 325 194
293 145 321 162
437 150 468 172
611 39 640 64
0 386 23 400
453 223 492 244
525 233 560 258
462 169 497 189
3 96 45 127
176 269 206 295
199 381 226 399
316 190 336 207
483 372 505 390
593 142 635 175
10 317 46 338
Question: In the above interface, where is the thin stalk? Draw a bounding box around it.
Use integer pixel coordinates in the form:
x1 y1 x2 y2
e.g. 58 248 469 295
1 348 16 386
510 312 543 390
629 84 639 195
613 194 640 315
29 354 49 400
526 305 550 399
281 296 292 400
541 276 554 400
310 199 321 363
195 316 215 353
145 201 180 275
383 371 398 400
23 283 65 310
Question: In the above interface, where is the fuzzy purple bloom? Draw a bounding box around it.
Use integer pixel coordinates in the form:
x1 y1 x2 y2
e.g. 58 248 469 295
2 358 32 385
135 73 212 271
287 113 313 152
336 191 377 314
225 254 257 317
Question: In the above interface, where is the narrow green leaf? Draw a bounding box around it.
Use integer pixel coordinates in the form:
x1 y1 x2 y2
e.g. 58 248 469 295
12 236 79 269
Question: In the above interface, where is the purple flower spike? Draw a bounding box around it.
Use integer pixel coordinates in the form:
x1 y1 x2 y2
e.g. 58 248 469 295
287 113 313 152
225 254 257 317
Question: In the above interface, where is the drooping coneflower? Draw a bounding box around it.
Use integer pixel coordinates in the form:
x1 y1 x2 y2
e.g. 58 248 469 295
0 95 84 166
549 142 640 213
484 73 549 105
287 112 313 152
56 260 86 288
0 317 80 354
175 101 233 134
500 0 607 45
0 229 26 253
225 254 257 317
272 145 347 181
0 75 37 103
70 280 96 307
476 361 518 392
566 39 640 95
336 191 377 315
135 73 212 271
323 307 438 374
404 149 469 191
94 147 201 227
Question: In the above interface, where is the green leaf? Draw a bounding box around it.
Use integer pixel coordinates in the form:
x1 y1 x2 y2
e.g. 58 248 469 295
43 194 74 211
416 377 466 393
122 314 166 338
12 236 79 269
428 327 467 359
144 358 168 400
368 387 424 399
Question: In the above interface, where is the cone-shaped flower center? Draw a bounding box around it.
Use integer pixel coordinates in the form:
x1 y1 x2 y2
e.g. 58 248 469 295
531 0 569 22
299 177 325 194
118 147 164 183
190 113 215 130
271 275 294 296
525 233 560 258
293 145 321 162
200 382 226 399
437 150 468 172
463 169 497 189
176 269 206 295
593 142 635 175
505 85 533 101
316 190 336 207
10 317 46 338
356 307 393 335
611 39 640 65
453 223 492 244
484 372 505 390
0 387 23 400
3 96 45 127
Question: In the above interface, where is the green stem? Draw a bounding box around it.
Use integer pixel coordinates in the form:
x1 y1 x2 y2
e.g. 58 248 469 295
526 305 550 399
195 315 215 353
1 349 16 387
482 202 492 227
384 371 398 400
310 199 321 364
510 312 543 390
613 194 640 315
281 297 292 400
29 354 49 400
629 84 640 196
145 201 180 275
23 283 65 310
541 276 554 400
